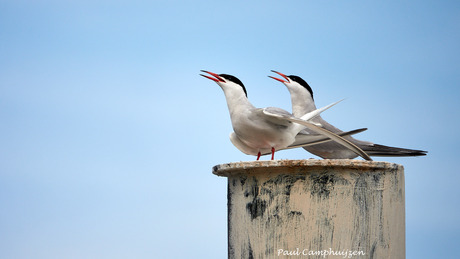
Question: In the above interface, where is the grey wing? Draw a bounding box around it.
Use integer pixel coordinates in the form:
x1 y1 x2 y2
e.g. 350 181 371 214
263 108 372 161
259 128 368 155
258 107 294 127
289 116 372 161
288 128 368 149
315 116 374 146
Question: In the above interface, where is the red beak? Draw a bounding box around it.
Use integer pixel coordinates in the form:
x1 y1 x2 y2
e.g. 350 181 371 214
268 70 289 83
200 70 225 82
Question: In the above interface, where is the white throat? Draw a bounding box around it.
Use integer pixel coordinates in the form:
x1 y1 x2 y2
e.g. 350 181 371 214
220 83 254 122
287 86 316 117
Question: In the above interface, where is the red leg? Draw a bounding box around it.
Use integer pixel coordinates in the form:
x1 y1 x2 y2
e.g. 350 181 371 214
271 147 275 160
257 152 261 160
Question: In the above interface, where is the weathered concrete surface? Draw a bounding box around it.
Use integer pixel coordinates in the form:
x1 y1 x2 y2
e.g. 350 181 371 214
213 159 405 259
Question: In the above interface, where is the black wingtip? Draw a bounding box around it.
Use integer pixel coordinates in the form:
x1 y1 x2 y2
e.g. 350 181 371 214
364 144 428 157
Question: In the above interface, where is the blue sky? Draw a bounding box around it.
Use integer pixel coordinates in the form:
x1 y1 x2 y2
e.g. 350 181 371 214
1 1 459 258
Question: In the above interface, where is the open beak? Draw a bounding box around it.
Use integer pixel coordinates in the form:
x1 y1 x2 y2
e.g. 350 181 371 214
200 70 225 82
268 70 289 83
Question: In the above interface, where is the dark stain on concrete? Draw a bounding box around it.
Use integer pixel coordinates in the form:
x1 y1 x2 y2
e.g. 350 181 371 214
245 177 268 220
227 180 234 259
248 241 254 259
310 173 335 198
369 241 377 259
289 211 302 217
246 198 267 220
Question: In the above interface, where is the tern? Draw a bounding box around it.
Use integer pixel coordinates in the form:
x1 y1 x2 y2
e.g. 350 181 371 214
269 70 427 159
200 70 372 160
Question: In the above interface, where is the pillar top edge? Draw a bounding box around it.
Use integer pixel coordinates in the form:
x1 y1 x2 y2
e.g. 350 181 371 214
212 159 403 177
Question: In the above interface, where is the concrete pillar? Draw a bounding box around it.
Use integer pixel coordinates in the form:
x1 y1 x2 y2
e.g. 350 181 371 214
213 159 405 259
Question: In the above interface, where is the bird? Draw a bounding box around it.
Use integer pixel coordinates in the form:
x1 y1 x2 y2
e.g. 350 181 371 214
269 70 427 159
200 70 372 160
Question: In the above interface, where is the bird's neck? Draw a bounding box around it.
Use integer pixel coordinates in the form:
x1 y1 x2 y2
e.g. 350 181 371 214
223 88 254 117
289 88 316 117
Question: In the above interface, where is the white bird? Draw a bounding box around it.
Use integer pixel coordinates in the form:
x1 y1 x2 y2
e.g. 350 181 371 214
269 70 427 159
200 70 372 160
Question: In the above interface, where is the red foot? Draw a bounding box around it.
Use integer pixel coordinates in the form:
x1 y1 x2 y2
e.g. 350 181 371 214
256 152 261 160
271 147 275 160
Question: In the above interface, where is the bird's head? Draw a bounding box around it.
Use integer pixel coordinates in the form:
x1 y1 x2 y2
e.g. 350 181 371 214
269 70 314 100
200 70 247 97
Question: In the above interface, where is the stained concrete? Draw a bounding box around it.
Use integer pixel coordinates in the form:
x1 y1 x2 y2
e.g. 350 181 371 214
213 159 405 259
